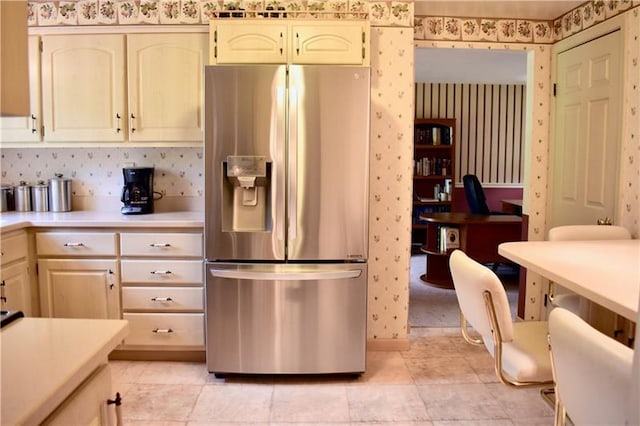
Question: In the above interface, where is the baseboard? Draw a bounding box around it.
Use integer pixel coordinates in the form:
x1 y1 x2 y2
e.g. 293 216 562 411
366 337 410 351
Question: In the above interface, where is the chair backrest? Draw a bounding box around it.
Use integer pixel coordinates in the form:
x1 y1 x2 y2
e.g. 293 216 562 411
548 225 631 241
462 174 491 215
449 250 514 343
549 307 634 425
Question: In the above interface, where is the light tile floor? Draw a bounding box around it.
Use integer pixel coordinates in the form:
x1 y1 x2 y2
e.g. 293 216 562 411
110 327 554 425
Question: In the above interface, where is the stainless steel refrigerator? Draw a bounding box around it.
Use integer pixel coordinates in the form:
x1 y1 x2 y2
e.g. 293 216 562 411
204 64 370 375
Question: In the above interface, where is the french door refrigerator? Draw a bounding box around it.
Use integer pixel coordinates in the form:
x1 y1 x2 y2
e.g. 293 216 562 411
204 65 370 375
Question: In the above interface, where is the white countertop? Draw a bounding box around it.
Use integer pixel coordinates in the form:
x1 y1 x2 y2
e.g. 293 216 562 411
0 210 204 232
0 317 129 425
499 239 640 322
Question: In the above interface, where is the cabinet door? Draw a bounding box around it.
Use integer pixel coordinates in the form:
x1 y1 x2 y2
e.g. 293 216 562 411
0 35 42 143
0 260 32 315
212 21 288 64
127 33 207 142
290 22 367 64
42 34 126 142
43 364 114 426
38 259 120 319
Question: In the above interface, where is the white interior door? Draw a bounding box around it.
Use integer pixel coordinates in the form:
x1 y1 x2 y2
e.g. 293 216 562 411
550 30 622 227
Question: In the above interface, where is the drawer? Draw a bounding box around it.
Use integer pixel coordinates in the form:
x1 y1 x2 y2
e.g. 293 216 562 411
120 260 203 284
122 287 203 311
0 232 28 265
120 233 203 257
122 313 204 347
36 232 117 256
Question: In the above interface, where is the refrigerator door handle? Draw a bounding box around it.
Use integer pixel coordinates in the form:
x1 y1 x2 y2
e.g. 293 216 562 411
288 86 298 242
275 81 287 243
209 268 362 281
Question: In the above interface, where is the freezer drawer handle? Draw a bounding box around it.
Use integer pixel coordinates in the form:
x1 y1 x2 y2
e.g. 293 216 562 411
150 270 172 275
151 297 173 302
63 242 85 247
149 243 171 247
152 328 173 333
209 268 362 281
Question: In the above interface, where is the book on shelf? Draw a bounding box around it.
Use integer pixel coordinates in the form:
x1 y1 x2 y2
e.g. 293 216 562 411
414 124 453 146
438 226 460 252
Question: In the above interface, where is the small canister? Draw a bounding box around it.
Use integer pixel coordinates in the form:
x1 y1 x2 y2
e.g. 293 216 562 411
0 185 13 212
31 181 49 212
49 173 72 212
14 181 32 212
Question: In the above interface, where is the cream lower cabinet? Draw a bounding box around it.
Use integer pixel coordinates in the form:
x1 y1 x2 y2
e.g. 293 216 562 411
0 231 33 315
210 20 369 65
119 232 204 351
42 364 116 426
41 33 207 143
36 232 120 319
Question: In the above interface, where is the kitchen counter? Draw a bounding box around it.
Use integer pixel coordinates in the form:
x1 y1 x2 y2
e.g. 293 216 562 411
0 317 129 425
0 210 204 232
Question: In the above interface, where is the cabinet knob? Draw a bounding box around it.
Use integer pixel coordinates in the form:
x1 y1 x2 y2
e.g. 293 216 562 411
150 297 173 302
150 270 172 275
149 243 171 248
130 113 136 133
152 328 173 333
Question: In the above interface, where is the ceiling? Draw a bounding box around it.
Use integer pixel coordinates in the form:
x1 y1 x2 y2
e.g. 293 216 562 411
413 1 584 84
415 48 528 83
414 1 585 20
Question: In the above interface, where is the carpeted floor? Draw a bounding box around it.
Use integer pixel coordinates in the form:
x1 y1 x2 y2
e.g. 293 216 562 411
408 254 519 328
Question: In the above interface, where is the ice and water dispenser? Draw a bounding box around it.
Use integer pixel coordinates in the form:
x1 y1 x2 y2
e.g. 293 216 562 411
222 156 271 232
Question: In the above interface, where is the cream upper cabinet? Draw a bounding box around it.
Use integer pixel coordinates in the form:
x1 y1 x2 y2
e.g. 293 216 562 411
289 21 368 64
210 20 369 65
0 35 42 143
213 21 288 64
127 33 207 142
41 33 206 144
42 34 126 142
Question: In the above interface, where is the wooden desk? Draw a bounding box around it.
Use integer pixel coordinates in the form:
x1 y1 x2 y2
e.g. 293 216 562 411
418 213 523 289
499 239 640 322
501 199 523 216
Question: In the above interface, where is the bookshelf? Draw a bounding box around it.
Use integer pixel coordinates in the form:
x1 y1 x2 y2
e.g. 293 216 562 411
412 118 456 254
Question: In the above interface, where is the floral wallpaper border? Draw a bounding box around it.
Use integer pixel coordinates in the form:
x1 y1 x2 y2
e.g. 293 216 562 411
27 0 413 27
415 0 639 44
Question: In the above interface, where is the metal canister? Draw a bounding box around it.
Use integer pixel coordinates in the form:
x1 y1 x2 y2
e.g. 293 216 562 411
49 173 72 212
31 181 49 212
0 185 13 212
14 181 31 211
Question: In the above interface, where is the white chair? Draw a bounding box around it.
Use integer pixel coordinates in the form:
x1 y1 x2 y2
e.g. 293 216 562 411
449 249 554 386
547 225 632 341
548 307 634 426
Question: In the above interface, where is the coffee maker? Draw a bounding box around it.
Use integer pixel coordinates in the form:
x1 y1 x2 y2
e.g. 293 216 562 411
121 167 154 215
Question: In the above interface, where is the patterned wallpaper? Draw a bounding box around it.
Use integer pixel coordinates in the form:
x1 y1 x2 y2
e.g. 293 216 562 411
367 26 414 343
620 8 639 235
0 147 203 198
415 1 639 44
25 0 414 26
415 82 527 186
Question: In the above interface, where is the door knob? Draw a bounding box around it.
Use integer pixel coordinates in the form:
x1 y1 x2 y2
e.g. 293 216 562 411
597 217 612 225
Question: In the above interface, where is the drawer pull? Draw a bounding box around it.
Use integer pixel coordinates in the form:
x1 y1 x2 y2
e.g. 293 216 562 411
150 297 173 302
150 270 172 275
63 242 85 247
152 328 173 333
149 243 171 247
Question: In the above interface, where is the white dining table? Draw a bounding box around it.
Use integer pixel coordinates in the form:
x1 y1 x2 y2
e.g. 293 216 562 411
498 239 640 322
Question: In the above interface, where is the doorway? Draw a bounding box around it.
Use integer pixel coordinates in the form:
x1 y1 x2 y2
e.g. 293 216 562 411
410 46 529 328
